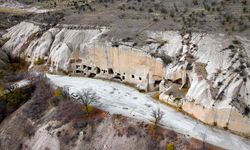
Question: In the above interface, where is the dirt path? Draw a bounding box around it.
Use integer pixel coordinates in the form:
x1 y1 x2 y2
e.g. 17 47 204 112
47 74 250 150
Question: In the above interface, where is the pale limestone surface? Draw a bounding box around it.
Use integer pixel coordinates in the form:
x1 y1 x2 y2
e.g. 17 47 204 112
2 22 164 91
70 43 164 91
2 21 250 137
47 74 250 150
159 32 250 136
2 22 40 57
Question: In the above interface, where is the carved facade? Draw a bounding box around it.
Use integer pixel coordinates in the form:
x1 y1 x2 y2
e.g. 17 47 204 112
69 43 164 91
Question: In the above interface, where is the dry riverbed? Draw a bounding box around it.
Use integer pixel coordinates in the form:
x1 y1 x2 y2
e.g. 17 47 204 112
47 74 250 150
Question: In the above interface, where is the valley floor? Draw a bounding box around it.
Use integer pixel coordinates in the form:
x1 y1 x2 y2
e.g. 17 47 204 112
47 74 250 150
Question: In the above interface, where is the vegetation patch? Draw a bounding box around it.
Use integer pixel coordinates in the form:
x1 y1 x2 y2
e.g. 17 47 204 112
167 143 174 150
0 84 35 122
0 8 28 15
34 58 45 65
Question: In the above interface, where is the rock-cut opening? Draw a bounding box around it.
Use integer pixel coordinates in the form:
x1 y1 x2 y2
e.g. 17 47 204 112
113 75 122 81
108 68 114 74
95 67 101 74
154 80 161 87
89 73 96 77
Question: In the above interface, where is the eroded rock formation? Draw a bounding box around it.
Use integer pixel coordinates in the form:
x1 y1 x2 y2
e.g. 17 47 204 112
159 32 250 137
1 21 250 137
2 22 164 91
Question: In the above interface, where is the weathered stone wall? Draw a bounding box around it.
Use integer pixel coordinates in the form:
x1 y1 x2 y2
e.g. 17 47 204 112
2 21 164 92
182 102 250 137
69 43 164 91
158 31 250 136
2 21 250 137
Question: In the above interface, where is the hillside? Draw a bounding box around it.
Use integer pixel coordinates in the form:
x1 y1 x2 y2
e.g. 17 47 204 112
0 0 250 150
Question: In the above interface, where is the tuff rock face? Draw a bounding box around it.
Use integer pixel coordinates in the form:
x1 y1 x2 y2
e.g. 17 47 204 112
2 22 165 92
159 32 250 136
2 21 250 136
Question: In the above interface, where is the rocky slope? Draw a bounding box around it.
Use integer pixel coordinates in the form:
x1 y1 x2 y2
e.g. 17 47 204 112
47 74 250 150
1 21 250 138
0 77 220 150
158 31 250 137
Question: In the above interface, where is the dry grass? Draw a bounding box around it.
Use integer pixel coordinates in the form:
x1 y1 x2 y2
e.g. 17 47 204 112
0 7 28 15
152 92 160 99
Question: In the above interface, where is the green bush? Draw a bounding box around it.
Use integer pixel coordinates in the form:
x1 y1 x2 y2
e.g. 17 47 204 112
9 58 28 71
167 143 174 150
192 0 198 5
49 96 61 107
34 58 45 65
54 87 63 97
2 89 29 111
173 97 181 104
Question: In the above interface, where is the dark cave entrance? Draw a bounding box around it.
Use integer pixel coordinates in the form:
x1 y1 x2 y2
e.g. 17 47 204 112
113 75 122 81
95 67 101 74
89 73 96 77
154 80 161 87
76 70 82 73
108 68 114 74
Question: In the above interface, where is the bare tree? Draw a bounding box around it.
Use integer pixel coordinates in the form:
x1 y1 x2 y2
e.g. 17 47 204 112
71 88 99 114
151 108 164 127
62 85 70 99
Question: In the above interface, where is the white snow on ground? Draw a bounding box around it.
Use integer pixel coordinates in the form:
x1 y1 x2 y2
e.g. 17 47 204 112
46 74 250 150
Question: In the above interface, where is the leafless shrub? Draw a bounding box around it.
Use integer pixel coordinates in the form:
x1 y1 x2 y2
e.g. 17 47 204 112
151 108 164 127
148 140 159 150
71 88 99 114
165 130 177 139
126 126 137 137
54 100 85 124
62 85 71 100
23 123 35 138
49 96 61 107
160 8 168 14
4 72 28 83
23 76 53 120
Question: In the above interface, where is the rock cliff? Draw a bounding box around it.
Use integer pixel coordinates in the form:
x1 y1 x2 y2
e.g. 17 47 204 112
158 32 250 137
2 21 250 137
